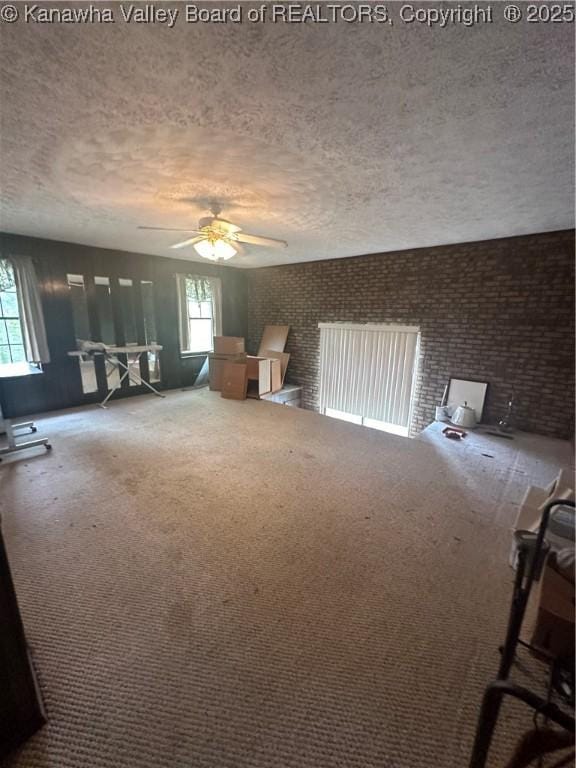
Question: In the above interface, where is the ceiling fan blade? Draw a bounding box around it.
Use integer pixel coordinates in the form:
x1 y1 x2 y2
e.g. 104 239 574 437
138 226 202 233
235 233 287 249
170 236 204 250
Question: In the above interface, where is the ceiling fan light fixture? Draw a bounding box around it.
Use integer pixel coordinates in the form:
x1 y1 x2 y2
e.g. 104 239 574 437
194 237 237 261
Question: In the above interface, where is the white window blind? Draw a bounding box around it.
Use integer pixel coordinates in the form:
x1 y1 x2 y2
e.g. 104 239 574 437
319 323 420 428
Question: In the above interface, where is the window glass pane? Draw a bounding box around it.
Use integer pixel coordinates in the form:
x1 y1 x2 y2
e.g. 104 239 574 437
188 318 212 353
77 358 98 394
67 274 91 341
188 300 202 319
6 319 23 345
10 345 26 363
141 280 160 383
0 261 24 365
127 352 141 387
67 274 100 395
119 278 138 345
148 350 161 383
95 277 115 345
0 292 19 317
104 358 121 390
141 281 157 345
0 260 16 292
200 300 213 319
180 276 216 355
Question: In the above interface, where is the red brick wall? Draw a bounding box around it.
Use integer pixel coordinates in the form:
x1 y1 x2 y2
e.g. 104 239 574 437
247 230 575 439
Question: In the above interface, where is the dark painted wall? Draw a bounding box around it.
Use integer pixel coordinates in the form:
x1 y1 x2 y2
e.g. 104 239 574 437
0 233 248 418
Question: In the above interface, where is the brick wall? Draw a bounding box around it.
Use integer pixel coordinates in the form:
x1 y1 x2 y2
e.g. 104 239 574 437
247 230 575 439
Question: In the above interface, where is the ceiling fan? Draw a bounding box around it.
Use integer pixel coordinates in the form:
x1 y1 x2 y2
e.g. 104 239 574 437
138 204 287 262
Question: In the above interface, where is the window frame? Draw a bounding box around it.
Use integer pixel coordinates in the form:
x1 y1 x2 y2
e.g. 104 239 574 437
178 275 222 358
184 294 215 356
318 323 421 436
0 260 26 365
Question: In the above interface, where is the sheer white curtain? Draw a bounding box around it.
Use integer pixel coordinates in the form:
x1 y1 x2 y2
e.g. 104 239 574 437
319 323 420 428
11 255 50 364
176 275 190 352
209 277 222 337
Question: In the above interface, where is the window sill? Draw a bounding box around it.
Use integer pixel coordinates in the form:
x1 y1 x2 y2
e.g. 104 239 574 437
0 361 42 377
180 351 212 359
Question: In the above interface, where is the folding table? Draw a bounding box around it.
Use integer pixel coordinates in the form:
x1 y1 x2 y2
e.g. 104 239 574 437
68 344 164 408
0 363 51 461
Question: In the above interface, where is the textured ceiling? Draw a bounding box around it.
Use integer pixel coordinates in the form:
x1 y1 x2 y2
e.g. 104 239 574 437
1 4 574 268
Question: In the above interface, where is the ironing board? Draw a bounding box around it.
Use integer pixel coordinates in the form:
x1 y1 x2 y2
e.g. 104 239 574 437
68 344 164 408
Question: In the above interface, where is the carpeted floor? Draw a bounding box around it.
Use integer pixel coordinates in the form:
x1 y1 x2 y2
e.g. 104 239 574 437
1 390 573 768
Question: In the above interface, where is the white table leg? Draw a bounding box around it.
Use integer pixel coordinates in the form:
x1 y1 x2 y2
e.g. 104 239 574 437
13 421 35 433
0 420 35 437
0 405 49 459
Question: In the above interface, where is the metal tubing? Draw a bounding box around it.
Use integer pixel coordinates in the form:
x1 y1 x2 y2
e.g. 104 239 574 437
98 353 165 408
469 499 576 768
470 680 575 768
0 438 49 457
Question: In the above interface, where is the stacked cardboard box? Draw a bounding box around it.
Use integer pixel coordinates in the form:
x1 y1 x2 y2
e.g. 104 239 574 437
246 324 290 400
246 356 281 398
208 337 246 391
221 361 248 400
208 327 291 401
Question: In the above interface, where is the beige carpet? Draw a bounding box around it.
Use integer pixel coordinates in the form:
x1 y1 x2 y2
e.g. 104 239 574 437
0 391 572 768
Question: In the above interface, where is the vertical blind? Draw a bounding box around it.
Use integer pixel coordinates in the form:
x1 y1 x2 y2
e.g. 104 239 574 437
319 323 420 427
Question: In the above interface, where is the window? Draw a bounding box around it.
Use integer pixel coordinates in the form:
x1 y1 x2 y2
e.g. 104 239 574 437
94 276 115 346
187 293 214 353
67 273 98 394
66 274 161 395
141 280 160 383
119 278 138 346
319 323 420 437
177 276 222 354
0 259 25 364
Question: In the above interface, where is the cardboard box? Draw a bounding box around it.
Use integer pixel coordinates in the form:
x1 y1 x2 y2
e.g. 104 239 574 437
208 353 246 391
257 325 289 357
529 556 575 658
246 356 271 397
531 609 574 659
245 356 283 398
270 358 282 394
213 336 245 355
261 349 290 385
221 362 248 400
